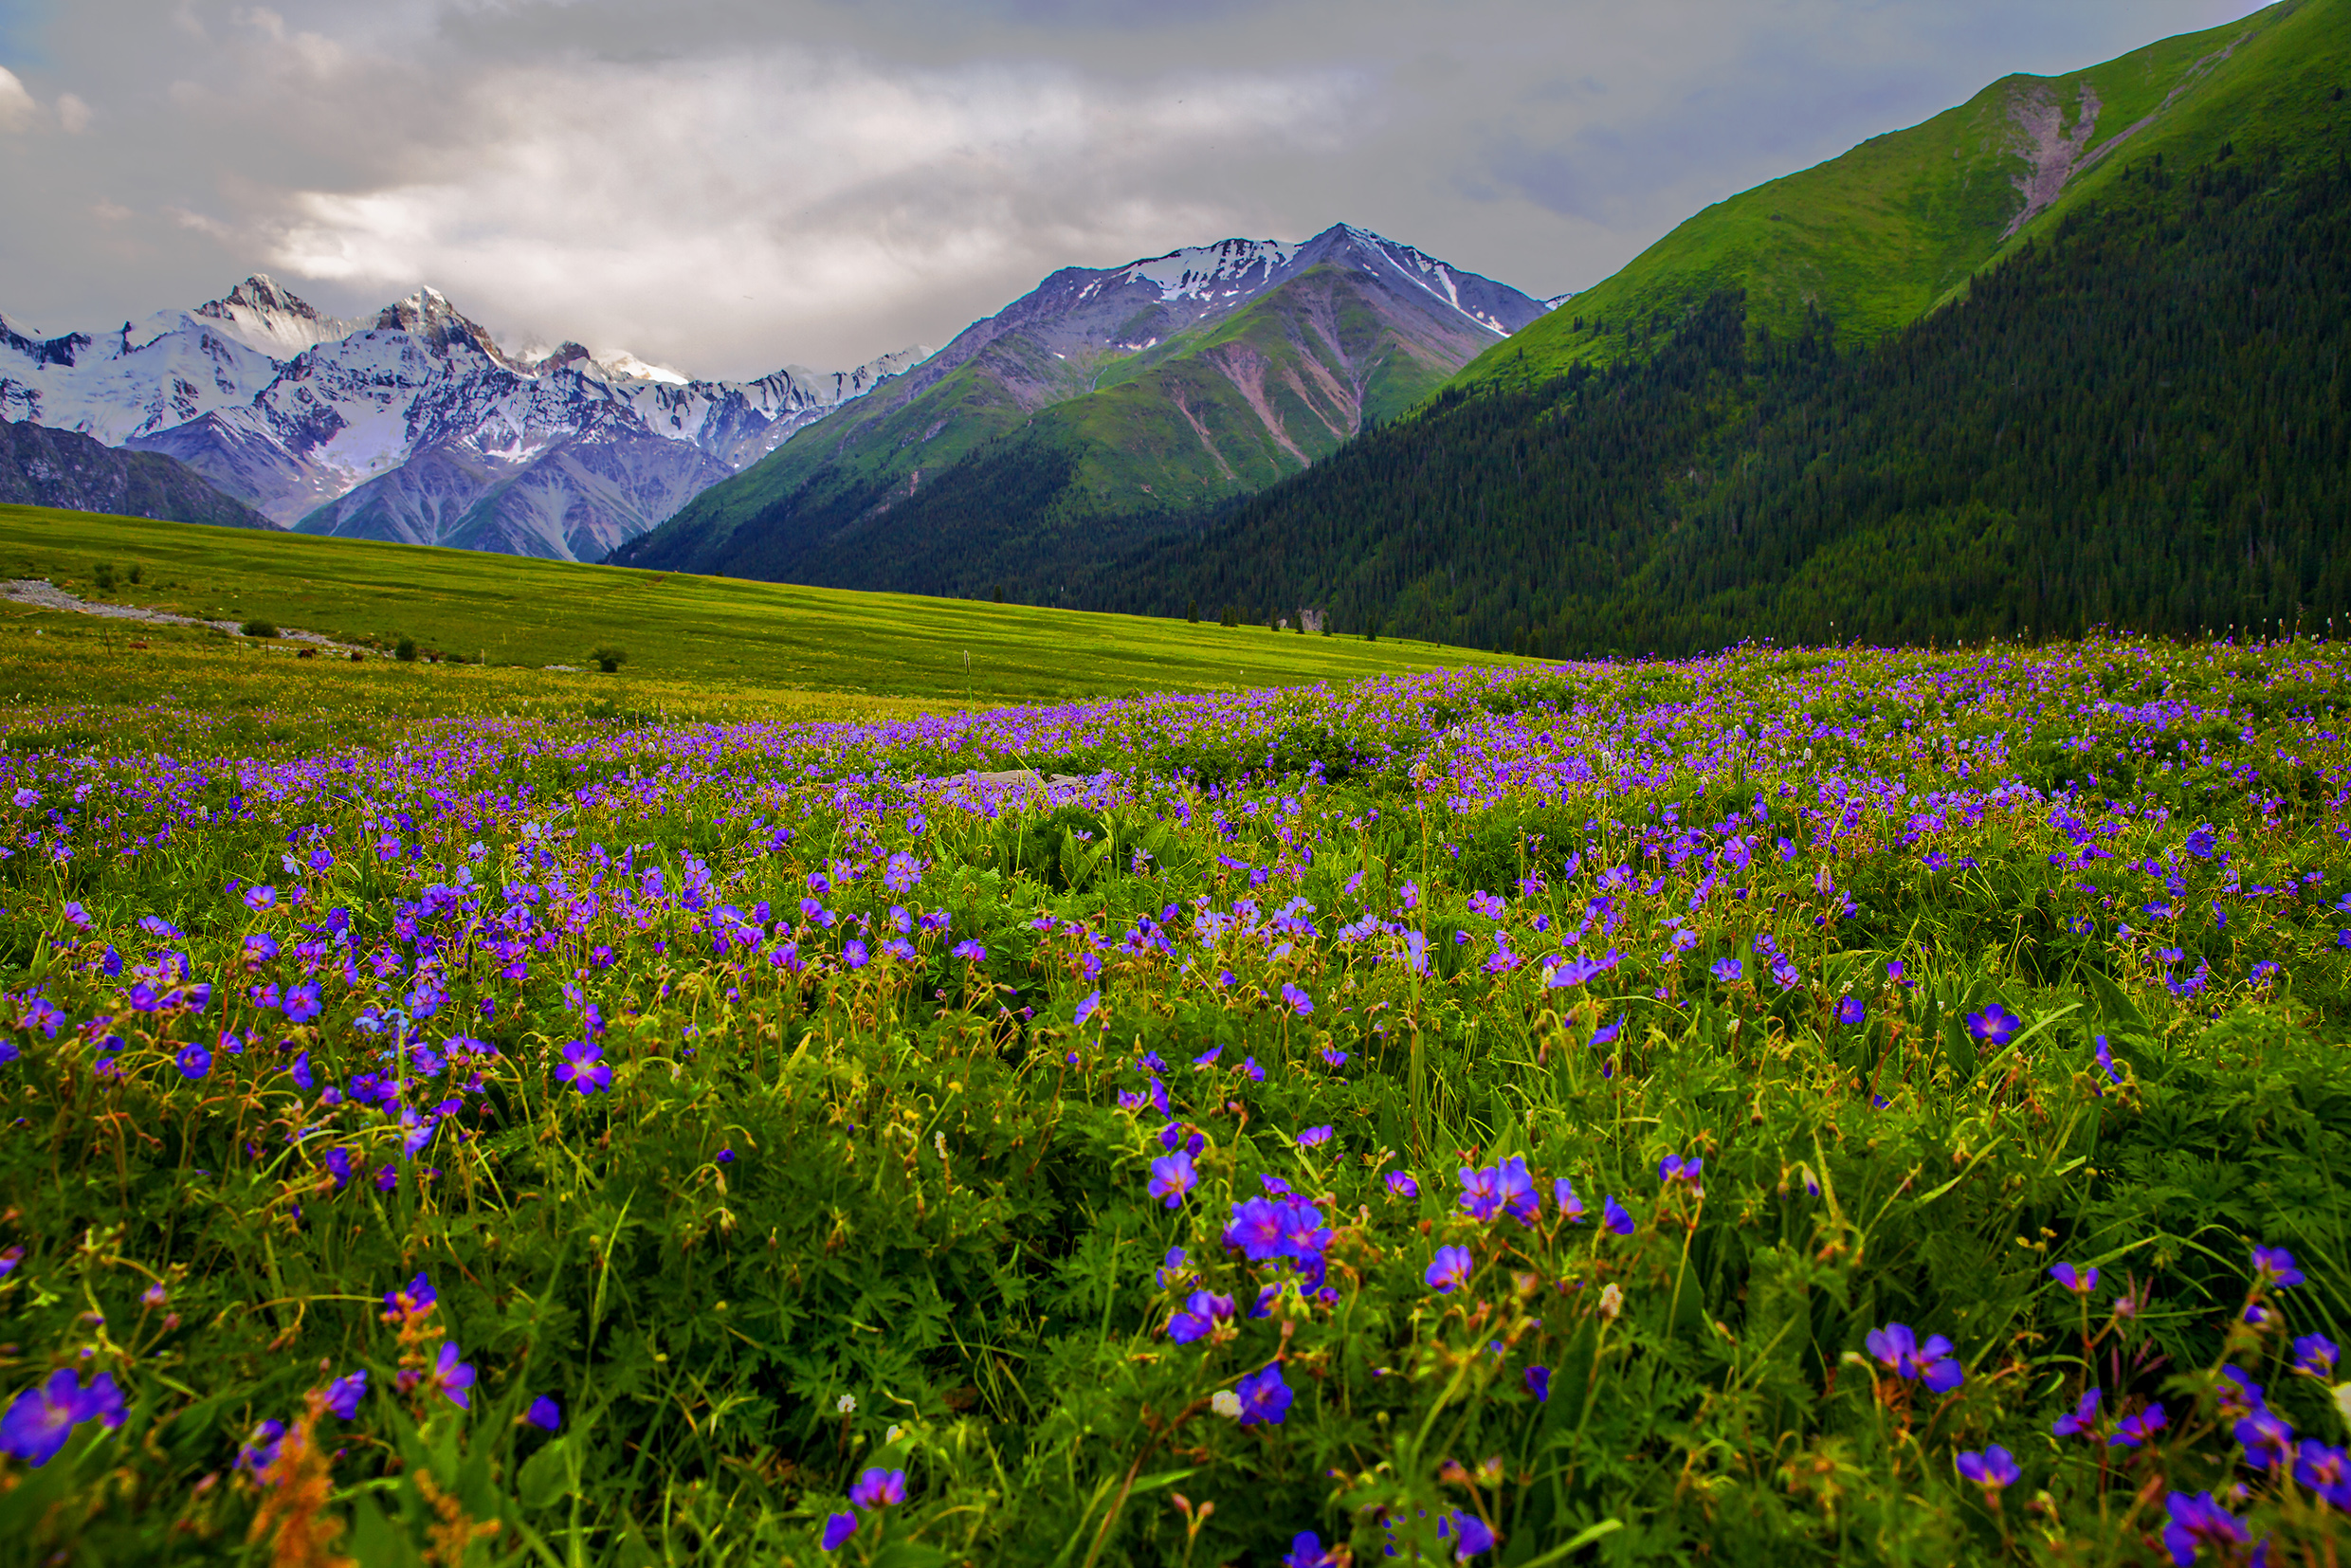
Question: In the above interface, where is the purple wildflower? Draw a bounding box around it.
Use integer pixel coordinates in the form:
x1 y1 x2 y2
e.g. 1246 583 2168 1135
1955 1446 2020 1489
1426 1246 1473 1294
2160 1492 2246 1567
2109 1403 2168 1448
1167 1291 1235 1344
1147 1151 1197 1210
2050 1262 2099 1295
2054 1388 2104 1440
1964 1004 2022 1048
1233 1362 1292 1427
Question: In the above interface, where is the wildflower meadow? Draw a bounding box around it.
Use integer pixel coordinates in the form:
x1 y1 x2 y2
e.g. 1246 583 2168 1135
1 631 2347 1565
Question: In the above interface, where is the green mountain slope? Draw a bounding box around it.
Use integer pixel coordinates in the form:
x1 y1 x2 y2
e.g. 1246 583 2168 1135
1454 0 2331 390
614 227 1548 580
1 418 270 530
674 261 1522 598
1070 109 2351 653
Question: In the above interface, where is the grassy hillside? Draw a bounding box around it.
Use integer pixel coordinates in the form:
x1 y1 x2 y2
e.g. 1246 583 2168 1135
1453 0 2330 390
0 503 1523 704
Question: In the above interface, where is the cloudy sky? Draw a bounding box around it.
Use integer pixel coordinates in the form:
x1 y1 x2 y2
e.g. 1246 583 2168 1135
0 0 2270 379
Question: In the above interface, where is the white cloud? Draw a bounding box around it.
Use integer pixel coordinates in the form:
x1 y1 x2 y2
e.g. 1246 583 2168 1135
0 0 2276 377
247 45 1359 373
0 66 38 132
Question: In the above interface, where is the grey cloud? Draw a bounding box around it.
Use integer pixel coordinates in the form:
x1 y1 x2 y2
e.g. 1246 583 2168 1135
0 0 2274 379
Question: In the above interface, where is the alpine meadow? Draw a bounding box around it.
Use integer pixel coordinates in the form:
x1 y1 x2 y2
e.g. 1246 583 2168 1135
1 2 2348 1567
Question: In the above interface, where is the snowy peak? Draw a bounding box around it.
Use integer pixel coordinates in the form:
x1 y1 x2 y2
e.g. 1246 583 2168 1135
1101 236 1303 304
193 275 357 357
1290 225 1545 336
371 286 517 367
586 351 691 386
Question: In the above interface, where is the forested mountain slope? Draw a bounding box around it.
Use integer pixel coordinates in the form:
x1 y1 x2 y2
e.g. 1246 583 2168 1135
1449 0 2333 390
1077 126 2351 654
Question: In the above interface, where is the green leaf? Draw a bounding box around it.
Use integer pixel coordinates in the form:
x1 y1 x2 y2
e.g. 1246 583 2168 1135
517 1437 574 1511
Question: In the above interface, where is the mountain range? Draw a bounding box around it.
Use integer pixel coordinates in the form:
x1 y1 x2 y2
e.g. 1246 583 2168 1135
611 223 1555 585
0 276 923 560
1073 0 2351 653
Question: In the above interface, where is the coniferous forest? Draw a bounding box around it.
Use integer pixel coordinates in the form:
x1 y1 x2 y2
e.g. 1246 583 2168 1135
894 137 2351 654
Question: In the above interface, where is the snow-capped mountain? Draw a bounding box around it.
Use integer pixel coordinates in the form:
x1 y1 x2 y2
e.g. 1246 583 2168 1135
0 277 926 561
620 222 1554 583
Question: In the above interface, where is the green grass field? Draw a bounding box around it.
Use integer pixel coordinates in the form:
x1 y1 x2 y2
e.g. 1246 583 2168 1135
2 628 2344 1564
0 504 1520 706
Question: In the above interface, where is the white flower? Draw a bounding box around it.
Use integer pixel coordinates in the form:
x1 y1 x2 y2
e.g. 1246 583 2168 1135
836 1394 857 1415
2335 1381 2351 1427
1599 1282 1624 1322
1210 1390 1243 1419
885 1424 903 1444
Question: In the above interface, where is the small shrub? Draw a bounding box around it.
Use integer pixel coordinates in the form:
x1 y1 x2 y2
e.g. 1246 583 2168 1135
126 564 142 585
590 647 629 673
241 619 279 639
394 637 418 663
92 564 116 593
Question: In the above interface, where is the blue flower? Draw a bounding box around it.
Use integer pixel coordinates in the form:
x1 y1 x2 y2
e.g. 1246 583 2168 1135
323 1371 368 1419
1233 1362 1292 1427
1074 991 1102 1028
2291 1334 2338 1379
525 1395 562 1432
820 1512 858 1551
1167 1291 1234 1344
2295 1442 2351 1509
0 1370 122 1468
1865 1323 1962 1392
1602 1195 1633 1235
849 1468 905 1507
1955 1446 2019 1488
1709 957 1743 984
2049 1262 2098 1295
1965 1004 2022 1048
2234 1408 2295 1469
1426 1246 1473 1294
1440 1510 1497 1559
1523 1365 1550 1402
2251 1245 2304 1287
2108 1403 2167 1448
1284 1532 1340 1568
1835 995 1866 1027
2052 1387 2101 1438
2160 1492 2246 1567
1148 1152 1197 1209
1384 1171 1419 1199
